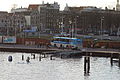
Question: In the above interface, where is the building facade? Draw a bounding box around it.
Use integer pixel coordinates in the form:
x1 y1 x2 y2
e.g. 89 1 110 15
61 5 120 35
28 2 60 34
0 11 26 36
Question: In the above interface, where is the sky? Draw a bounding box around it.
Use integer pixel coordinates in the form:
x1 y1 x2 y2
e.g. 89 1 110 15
0 0 117 12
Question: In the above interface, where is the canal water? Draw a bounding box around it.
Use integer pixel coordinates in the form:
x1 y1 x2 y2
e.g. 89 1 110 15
0 52 120 80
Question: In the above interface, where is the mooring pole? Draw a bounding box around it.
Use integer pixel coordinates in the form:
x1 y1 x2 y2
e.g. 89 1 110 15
110 53 113 66
22 54 24 60
84 56 87 73
33 54 35 59
39 54 41 61
50 55 52 60
60 54 63 59
43 53 46 58
119 54 120 67
87 57 90 73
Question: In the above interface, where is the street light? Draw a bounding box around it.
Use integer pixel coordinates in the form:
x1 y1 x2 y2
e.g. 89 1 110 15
75 16 79 38
61 17 64 34
69 20 72 38
100 17 104 40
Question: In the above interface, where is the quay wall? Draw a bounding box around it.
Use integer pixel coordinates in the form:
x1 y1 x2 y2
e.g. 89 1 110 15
83 41 120 49
0 37 119 49
16 38 50 46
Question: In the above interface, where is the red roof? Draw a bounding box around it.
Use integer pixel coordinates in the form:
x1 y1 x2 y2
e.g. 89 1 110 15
28 4 40 10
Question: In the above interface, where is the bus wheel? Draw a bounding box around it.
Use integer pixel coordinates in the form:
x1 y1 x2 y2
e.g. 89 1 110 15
54 44 57 47
72 47 78 50
66 45 69 49
60 44 62 48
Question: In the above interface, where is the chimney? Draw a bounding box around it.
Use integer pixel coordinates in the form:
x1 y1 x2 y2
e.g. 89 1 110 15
42 1 44 4
117 0 119 5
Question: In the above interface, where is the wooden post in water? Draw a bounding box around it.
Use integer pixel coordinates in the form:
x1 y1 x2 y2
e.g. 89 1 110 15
22 54 24 60
110 53 113 66
84 56 87 73
50 55 52 60
33 54 35 59
87 57 90 73
60 54 63 59
119 54 120 67
43 53 46 58
84 55 90 74
39 54 41 61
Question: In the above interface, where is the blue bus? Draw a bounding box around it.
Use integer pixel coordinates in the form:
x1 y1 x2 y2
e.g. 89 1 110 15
51 37 82 49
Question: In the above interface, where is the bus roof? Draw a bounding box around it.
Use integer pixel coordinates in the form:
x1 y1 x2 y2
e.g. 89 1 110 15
53 37 81 40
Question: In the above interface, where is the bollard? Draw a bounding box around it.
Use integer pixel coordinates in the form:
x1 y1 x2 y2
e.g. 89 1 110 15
110 53 113 66
22 54 24 60
39 54 41 61
26 57 30 63
8 56 12 62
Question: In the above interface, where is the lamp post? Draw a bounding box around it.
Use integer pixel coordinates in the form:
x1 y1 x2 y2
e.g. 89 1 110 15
69 20 72 38
39 23 42 38
75 16 79 38
100 17 104 40
61 17 64 34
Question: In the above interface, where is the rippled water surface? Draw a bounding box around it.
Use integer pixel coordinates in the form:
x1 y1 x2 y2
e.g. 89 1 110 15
0 52 120 80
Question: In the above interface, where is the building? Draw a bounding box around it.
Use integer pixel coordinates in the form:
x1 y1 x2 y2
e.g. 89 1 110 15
0 11 27 36
61 4 120 35
0 11 10 35
116 0 120 11
28 2 60 34
11 7 28 13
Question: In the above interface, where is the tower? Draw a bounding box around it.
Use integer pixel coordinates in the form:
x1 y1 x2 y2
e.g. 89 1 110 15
116 0 120 11
117 0 119 5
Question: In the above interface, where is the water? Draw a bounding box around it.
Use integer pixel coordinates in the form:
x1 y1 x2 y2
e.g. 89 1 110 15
0 52 120 80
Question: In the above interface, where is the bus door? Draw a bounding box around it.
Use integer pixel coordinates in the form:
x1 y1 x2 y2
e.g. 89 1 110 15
76 39 82 48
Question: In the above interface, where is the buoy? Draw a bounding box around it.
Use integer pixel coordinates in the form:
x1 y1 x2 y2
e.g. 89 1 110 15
8 56 12 62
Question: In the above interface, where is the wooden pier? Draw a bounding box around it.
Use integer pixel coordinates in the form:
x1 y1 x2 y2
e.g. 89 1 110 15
0 45 119 58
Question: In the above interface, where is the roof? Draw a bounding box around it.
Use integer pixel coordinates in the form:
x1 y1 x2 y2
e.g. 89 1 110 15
81 7 103 12
28 4 40 10
64 6 94 12
69 6 89 11
53 37 81 40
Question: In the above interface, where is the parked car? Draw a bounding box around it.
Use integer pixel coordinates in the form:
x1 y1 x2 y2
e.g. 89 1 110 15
103 37 111 40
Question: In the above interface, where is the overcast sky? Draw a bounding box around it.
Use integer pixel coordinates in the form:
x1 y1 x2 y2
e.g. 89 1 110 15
0 0 117 12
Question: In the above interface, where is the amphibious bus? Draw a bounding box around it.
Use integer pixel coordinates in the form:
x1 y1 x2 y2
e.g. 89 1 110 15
51 37 82 49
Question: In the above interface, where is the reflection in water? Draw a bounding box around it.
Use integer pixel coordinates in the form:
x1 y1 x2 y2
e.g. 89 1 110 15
0 52 120 80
